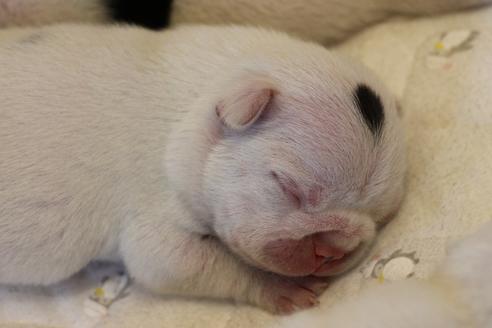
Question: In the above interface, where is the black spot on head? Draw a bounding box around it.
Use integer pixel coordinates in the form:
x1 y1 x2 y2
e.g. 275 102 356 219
353 84 385 137
105 0 174 30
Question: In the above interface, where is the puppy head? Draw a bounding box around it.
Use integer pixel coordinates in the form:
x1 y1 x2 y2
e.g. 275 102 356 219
169 46 405 277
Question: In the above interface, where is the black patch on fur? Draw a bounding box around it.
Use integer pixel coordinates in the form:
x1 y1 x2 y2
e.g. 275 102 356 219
353 84 384 137
105 0 173 30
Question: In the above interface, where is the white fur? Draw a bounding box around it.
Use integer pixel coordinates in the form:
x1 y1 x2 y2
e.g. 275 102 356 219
0 24 404 313
0 0 491 43
279 220 492 327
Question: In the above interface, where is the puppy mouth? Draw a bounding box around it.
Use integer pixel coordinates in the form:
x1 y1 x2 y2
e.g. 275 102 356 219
317 254 347 269
312 243 367 276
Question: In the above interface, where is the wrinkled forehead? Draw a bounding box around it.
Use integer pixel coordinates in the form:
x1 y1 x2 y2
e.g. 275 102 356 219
273 77 385 145
262 80 387 185
266 134 377 189
273 58 388 128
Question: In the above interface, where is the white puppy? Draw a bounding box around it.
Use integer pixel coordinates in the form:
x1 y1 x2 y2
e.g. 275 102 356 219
0 0 490 43
279 220 492 327
0 24 405 313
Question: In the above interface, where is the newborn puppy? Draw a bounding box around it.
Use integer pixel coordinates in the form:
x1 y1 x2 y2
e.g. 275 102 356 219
0 0 490 43
0 24 405 313
279 220 492 327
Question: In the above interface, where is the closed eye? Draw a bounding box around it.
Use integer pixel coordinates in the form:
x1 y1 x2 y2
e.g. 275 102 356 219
271 171 302 209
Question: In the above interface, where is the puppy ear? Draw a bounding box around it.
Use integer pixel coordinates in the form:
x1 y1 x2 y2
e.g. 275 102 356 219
216 77 276 131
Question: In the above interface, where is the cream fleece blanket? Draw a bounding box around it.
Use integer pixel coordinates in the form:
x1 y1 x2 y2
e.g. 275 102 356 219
1 7 492 328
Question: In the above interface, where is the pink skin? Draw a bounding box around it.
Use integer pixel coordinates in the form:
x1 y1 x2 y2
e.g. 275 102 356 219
247 214 376 313
263 229 351 276
264 275 329 313
223 210 376 280
253 221 371 313
222 173 377 278
247 169 377 277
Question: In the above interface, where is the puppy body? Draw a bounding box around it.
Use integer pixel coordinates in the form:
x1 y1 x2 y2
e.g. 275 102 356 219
0 24 404 312
0 0 491 43
280 221 492 327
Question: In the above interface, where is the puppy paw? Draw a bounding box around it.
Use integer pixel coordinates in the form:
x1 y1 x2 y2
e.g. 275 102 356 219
258 275 328 314
293 275 330 296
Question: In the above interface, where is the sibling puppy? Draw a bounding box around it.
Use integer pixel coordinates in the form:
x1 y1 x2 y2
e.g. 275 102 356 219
279 220 492 327
0 24 405 313
0 0 491 43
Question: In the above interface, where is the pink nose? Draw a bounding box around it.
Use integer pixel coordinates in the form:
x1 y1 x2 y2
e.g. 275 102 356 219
262 231 349 276
313 232 346 260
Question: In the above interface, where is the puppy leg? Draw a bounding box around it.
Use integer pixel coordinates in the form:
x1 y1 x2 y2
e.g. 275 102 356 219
119 196 327 313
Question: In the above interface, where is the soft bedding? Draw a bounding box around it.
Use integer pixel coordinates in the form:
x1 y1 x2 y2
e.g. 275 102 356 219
1 6 492 328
